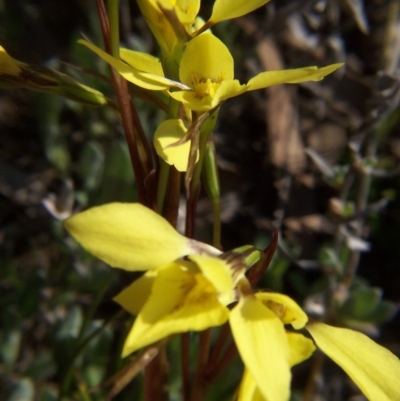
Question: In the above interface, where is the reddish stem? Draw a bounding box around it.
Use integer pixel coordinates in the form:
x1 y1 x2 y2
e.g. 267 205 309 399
163 166 181 227
191 329 211 401
181 333 191 401
95 0 149 206
207 323 231 371
205 339 238 384
144 351 169 401
185 186 200 239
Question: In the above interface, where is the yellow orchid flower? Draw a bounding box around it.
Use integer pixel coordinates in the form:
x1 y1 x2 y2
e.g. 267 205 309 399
79 33 343 112
169 32 344 111
64 203 400 401
0 45 107 106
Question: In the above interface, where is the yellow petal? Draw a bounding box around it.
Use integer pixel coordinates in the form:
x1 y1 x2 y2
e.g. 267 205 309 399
158 0 200 24
113 271 157 315
256 292 308 329
78 39 188 91
153 119 195 172
214 79 247 102
64 203 195 271
170 80 246 111
0 46 21 75
230 296 291 401
306 321 400 401
169 90 214 111
122 261 229 356
286 332 315 367
246 63 344 91
189 255 235 305
179 32 234 87
177 0 200 22
119 48 164 76
237 369 265 401
137 0 177 54
236 332 315 401
209 0 271 24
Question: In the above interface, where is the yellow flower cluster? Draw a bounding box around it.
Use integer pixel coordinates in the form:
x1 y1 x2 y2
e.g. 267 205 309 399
65 203 400 401
78 0 343 172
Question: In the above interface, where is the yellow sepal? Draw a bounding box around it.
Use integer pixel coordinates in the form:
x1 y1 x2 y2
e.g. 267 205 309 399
230 296 291 401
64 203 194 271
307 322 400 401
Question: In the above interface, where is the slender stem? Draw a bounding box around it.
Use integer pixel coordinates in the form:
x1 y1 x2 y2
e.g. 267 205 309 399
163 166 181 226
156 159 170 213
303 352 326 401
144 349 169 401
205 340 238 384
96 0 149 205
189 129 211 197
212 200 221 249
181 333 191 401
207 324 231 371
107 0 120 59
343 136 377 287
202 139 221 249
185 187 200 238
191 329 211 401
156 98 182 217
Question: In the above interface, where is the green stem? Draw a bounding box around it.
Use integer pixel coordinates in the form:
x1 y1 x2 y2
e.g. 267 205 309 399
189 128 210 197
156 98 181 217
202 139 221 248
107 0 120 59
213 201 221 249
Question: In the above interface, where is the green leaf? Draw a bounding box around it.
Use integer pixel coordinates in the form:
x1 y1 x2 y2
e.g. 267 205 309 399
78 141 105 191
8 378 34 401
0 329 21 369
340 287 382 319
56 306 83 340
318 246 343 274
359 300 398 325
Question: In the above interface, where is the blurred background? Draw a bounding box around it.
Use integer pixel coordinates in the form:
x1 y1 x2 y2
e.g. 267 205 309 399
0 0 399 400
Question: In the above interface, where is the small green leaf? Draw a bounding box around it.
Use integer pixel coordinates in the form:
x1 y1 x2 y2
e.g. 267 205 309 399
56 305 83 340
0 329 21 369
341 287 382 319
318 246 343 274
360 300 398 325
8 378 34 401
